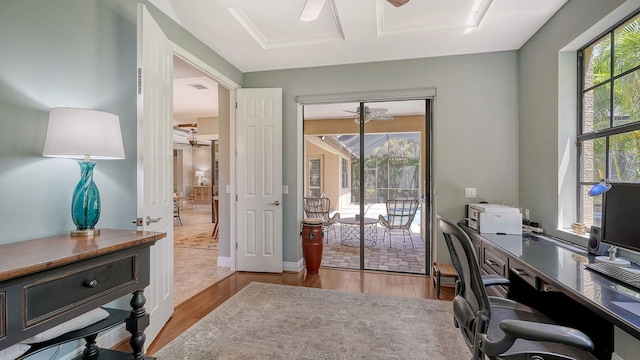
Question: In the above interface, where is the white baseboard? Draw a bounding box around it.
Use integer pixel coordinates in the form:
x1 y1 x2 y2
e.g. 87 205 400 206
217 256 233 268
283 259 304 272
612 352 624 360
219 256 302 273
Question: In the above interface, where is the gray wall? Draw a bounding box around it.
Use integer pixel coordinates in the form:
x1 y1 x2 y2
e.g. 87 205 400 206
0 1 136 357
244 51 520 263
0 0 138 243
0 0 241 245
519 0 627 240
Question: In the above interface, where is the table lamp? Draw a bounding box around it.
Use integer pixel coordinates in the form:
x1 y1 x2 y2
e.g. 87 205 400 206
195 170 205 186
43 108 125 236
588 179 612 196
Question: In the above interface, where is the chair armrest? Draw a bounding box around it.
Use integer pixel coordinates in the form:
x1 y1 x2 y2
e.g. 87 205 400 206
500 319 594 351
482 274 510 288
328 213 340 223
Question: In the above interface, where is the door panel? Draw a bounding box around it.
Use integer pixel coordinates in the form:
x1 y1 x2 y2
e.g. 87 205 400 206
136 4 173 345
236 88 283 272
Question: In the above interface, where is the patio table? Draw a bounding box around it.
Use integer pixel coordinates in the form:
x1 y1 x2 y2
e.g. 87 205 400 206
339 217 378 247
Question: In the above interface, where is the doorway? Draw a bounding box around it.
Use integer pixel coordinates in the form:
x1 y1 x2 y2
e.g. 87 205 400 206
302 98 432 274
171 55 232 305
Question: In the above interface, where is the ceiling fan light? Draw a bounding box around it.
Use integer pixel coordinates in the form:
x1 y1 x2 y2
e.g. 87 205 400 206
300 0 327 22
387 0 409 7
353 117 371 125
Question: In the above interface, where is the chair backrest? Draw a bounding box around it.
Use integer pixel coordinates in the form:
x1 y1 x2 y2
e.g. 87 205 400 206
436 215 492 359
303 197 331 222
385 199 419 228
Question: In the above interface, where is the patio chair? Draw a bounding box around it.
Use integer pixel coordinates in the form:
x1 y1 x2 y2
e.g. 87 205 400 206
379 199 419 247
303 197 340 243
436 215 595 360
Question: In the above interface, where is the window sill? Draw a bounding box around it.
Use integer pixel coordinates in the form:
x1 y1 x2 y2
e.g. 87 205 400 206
556 227 589 239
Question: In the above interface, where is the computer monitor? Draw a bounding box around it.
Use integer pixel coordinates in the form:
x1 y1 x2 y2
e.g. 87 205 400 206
602 183 640 253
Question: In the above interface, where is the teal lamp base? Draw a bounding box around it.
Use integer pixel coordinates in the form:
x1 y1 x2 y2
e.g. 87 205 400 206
71 161 101 237
71 228 101 237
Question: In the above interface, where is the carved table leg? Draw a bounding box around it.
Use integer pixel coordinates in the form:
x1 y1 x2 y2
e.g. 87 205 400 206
82 333 99 359
126 290 150 360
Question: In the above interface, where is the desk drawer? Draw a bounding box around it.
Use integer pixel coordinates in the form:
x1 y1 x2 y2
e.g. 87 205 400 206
23 254 138 327
482 246 508 277
509 261 538 289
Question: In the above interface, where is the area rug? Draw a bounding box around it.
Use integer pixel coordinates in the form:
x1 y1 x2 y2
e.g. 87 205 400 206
154 282 468 359
174 232 218 250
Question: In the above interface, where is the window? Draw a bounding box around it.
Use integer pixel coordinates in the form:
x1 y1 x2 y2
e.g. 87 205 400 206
578 11 640 228
309 158 322 197
341 158 348 189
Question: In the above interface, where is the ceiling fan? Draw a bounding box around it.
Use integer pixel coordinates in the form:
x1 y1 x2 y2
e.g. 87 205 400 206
187 129 210 147
300 0 409 22
174 127 210 147
343 106 394 124
387 0 410 7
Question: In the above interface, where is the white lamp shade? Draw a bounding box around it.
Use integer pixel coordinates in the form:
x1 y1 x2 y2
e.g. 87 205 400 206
43 108 125 160
195 170 205 177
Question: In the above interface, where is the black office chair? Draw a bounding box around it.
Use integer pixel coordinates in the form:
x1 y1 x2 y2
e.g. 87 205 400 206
436 215 596 360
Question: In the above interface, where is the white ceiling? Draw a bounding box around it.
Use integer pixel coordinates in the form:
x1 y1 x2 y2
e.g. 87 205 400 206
150 0 567 73
164 0 567 132
173 56 218 124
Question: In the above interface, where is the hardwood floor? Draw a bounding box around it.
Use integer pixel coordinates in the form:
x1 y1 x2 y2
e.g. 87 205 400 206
127 268 455 355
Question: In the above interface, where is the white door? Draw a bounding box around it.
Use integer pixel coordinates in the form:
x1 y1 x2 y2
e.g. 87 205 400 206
236 88 283 272
136 4 174 345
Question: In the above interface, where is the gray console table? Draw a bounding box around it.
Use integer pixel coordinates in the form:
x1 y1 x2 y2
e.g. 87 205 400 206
0 229 165 359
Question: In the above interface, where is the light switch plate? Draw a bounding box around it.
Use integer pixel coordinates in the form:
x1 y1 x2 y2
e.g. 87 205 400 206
465 188 476 198
226 185 231 194
282 185 289 194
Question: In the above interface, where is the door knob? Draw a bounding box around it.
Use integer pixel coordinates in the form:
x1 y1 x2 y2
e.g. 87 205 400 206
146 216 162 225
270 200 281 206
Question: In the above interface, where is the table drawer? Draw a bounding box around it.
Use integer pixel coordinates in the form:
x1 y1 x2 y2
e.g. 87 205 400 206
482 246 508 277
23 254 138 328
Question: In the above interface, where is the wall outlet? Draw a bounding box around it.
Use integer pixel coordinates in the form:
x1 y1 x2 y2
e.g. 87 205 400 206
465 188 477 198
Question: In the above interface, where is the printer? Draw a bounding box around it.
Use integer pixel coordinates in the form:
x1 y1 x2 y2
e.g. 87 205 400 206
468 203 522 234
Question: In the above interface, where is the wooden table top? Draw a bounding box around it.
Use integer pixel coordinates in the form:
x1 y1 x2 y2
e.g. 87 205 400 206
0 229 166 282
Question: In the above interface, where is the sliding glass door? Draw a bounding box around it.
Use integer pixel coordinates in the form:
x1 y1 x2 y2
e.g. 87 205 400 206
303 99 430 274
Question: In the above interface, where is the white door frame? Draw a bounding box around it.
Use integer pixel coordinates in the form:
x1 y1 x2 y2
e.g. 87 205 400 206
171 44 240 272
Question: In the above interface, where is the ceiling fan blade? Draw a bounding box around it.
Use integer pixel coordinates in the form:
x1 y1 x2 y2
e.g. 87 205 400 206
177 123 197 128
368 108 388 115
387 0 409 7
